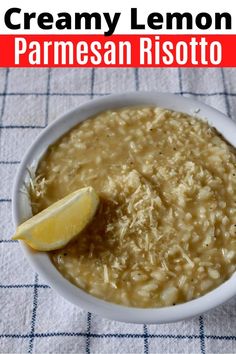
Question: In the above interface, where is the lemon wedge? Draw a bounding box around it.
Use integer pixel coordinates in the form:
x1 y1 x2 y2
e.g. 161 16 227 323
12 187 99 251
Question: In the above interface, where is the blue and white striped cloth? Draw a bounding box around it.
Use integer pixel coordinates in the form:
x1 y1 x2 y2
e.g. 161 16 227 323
0 67 236 354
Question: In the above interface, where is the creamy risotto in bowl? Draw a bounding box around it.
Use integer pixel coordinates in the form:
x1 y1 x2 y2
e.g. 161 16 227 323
12 92 236 323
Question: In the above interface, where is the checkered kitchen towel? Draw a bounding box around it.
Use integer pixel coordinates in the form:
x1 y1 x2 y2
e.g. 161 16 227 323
0 67 236 354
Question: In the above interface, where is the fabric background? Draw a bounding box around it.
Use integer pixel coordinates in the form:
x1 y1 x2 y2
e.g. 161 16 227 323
0 67 236 354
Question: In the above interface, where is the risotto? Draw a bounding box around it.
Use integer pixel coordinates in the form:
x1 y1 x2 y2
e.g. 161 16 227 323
30 106 236 308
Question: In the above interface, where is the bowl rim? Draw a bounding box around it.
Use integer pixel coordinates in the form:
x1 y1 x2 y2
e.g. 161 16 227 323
12 91 236 324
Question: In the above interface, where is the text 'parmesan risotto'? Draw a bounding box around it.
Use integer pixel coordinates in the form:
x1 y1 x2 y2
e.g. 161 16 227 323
31 106 236 307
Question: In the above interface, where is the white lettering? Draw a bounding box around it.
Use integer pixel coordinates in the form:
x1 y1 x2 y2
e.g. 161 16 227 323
14 38 27 64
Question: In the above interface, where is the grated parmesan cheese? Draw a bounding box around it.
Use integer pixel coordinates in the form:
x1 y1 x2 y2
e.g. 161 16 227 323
31 106 236 308
103 265 109 283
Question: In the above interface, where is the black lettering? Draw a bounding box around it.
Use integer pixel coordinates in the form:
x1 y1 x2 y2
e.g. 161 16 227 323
24 12 36 30
196 12 212 30
131 8 145 30
166 12 193 30
37 12 53 30
103 12 121 36
147 13 163 30
56 12 72 29
75 12 101 30
4 7 21 30
215 12 231 30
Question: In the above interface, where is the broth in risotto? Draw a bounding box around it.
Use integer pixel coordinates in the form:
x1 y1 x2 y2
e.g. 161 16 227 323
31 106 236 307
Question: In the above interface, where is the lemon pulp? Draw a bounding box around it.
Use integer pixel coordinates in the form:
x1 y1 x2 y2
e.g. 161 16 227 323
12 187 99 251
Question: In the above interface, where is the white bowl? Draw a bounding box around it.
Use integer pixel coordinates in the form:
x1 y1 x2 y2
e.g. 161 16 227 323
12 92 236 324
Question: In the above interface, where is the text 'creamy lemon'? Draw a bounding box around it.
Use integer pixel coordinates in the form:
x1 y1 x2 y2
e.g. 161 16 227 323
12 187 99 251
